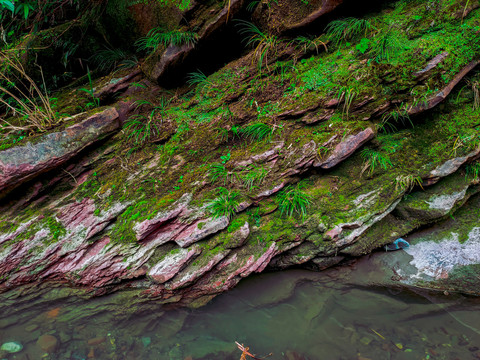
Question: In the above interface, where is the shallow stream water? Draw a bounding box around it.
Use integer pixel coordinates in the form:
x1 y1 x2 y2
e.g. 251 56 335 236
0 260 479 360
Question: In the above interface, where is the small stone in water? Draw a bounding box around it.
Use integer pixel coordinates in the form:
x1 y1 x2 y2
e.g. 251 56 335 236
0 341 23 353
87 337 106 346
36 334 58 353
360 337 372 345
25 324 39 332
141 337 151 347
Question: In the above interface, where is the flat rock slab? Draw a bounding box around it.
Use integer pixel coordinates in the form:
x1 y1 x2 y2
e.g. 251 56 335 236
315 127 375 169
0 107 120 195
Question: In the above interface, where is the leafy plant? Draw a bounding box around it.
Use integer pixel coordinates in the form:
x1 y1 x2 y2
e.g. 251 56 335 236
239 165 268 191
356 38 371 54
379 104 413 133
220 152 231 164
246 207 261 227
186 70 214 91
90 47 137 73
0 52 58 132
123 98 170 145
208 163 230 184
290 36 328 55
276 183 311 220
124 115 160 145
207 187 240 219
368 30 401 62
360 148 393 176
135 27 198 54
326 17 375 45
0 0 14 13
336 86 356 118
395 174 423 192
466 162 480 182
240 122 274 141
78 69 100 110
236 20 279 73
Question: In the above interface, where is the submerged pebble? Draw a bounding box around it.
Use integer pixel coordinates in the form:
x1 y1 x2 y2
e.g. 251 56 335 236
0 341 23 353
141 337 151 347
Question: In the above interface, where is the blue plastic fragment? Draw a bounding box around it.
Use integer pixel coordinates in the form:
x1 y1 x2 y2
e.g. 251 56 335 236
385 238 410 251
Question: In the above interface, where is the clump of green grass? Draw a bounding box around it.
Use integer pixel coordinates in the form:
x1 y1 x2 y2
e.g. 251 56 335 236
186 70 215 92
135 28 198 54
236 20 279 72
89 47 137 72
360 148 393 176
238 165 268 191
326 17 376 45
276 183 312 220
123 98 170 145
379 104 413 133
208 163 230 184
395 174 423 192
368 30 402 62
207 187 240 220
336 86 356 118
240 122 274 141
290 36 328 55
466 162 480 182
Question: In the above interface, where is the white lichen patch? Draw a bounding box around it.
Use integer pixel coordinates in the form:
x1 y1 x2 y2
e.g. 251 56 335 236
425 188 467 211
353 189 379 208
404 228 480 279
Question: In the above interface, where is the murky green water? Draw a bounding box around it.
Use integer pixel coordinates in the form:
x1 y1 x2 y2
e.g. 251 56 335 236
1 264 479 359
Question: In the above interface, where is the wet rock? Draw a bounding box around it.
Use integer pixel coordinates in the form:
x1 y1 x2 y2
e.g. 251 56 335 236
253 0 343 33
25 324 39 332
285 350 306 360
424 147 480 185
0 107 120 196
409 60 480 115
95 69 142 101
87 336 106 346
414 52 449 80
1 341 23 353
146 0 245 83
314 128 375 169
175 216 229 248
36 334 58 353
148 246 201 284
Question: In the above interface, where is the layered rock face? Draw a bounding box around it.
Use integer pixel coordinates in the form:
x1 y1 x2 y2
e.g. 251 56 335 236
1 0 480 306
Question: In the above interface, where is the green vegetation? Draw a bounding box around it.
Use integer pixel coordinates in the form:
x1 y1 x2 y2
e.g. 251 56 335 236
207 187 240 220
326 17 376 45
276 183 311 220
466 162 480 182
238 165 268 191
360 148 393 176
240 122 274 142
78 69 100 110
136 28 198 53
90 48 137 73
0 52 58 132
237 20 279 72
208 163 229 184
187 70 214 91
395 174 423 192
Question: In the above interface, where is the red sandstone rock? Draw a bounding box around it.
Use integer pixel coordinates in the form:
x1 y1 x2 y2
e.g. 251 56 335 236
0 107 120 196
36 334 58 353
87 337 106 346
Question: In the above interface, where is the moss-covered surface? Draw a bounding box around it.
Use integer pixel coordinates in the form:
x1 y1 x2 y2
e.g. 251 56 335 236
1 0 480 299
